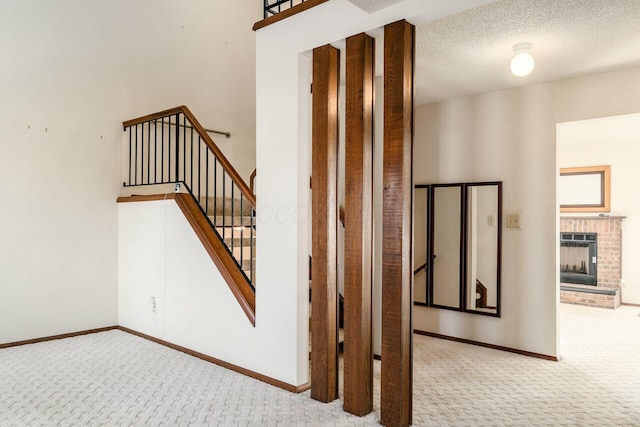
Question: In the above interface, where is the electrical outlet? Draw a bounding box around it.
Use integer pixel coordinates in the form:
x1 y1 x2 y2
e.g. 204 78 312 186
149 296 156 313
505 213 521 229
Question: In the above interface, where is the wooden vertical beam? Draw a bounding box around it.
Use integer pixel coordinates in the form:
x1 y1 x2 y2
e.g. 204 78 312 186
343 32 375 417
311 44 340 403
381 19 415 427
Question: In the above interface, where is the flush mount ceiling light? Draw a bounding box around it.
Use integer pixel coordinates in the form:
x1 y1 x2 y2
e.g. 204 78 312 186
510 42 534 77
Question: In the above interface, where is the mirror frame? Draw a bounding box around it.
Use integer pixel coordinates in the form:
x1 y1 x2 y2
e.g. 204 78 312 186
413 181 502 317
413 184 430 307
463 182 502 317
559 165 610 213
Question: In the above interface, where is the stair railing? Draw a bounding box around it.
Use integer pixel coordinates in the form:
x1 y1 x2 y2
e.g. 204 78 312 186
264 0 306 18
122 106 256 290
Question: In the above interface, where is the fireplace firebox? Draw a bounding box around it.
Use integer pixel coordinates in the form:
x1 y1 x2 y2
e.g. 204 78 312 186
560 233 597 285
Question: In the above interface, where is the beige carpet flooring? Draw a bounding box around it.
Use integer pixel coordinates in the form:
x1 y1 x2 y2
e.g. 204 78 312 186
1 303 639 426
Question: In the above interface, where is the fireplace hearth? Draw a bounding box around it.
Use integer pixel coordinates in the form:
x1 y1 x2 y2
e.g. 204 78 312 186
560 232 597 285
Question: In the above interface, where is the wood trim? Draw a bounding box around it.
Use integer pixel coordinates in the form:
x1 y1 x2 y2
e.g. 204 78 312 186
343 32 374 417
381 19 415 427
253 0 329 31
413 329 559 362
118 326 309 393
117 194 177 203
311 44 340 403
122 106 255 208
250 169 257 194
0 326 118 349
622 302 640 307
123 106 185 129
560 165 610 213
173 193 256 326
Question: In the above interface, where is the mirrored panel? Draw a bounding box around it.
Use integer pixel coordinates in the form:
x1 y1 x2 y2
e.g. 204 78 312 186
413 186 429 305
430 185 463 309
465 183 501 316
414 181 502 316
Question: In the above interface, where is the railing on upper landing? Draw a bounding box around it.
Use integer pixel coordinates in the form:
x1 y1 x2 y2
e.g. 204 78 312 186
122 106 256 322
255 0 329 30
264 0 307 18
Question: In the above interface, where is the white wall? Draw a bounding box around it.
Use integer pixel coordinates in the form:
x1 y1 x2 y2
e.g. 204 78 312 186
118 200 300 385
255 0 496 371
0 0 260 344
558 113 640 305
414 66 640 357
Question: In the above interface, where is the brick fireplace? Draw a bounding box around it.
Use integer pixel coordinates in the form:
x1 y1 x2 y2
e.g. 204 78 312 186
560 216 624 309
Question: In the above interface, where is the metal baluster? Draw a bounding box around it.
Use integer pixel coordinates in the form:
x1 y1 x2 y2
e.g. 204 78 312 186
161 118 165 183
231 183 235 256
128 127 132 185
250 206 254 285
148 121 151 183
169 118 173 182
213 158 217 227
183 115 186 186
222 173 226 245
141 123 144 184
134 124 138 185
240 193 244 277
175 113 180 183
206 149 210 220
197 136 201 206
190 123 194 192
154 120 157 183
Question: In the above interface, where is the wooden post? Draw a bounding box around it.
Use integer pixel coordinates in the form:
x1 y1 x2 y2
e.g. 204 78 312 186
311 44 340 403
381 19 415 427
343 32 375 417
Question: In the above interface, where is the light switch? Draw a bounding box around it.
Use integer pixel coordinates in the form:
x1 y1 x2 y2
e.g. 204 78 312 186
506 213 521 229
487 214 496 226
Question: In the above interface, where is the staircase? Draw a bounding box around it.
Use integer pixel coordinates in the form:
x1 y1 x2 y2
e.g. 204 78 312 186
122 106 256 324
200 196 256 280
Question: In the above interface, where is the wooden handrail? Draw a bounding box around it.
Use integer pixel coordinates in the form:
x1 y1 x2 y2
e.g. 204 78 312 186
123 106 256 208
123 106 184 128
250 169 257 194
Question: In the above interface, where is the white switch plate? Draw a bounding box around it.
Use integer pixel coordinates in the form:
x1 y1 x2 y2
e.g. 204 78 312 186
505 213 521 229
487 214 496 226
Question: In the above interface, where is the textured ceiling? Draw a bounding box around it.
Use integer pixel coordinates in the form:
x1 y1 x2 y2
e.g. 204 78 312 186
347 0 405 14
412 0 640 105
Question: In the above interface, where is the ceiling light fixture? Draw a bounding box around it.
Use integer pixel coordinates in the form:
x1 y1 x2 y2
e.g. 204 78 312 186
510 42 534 77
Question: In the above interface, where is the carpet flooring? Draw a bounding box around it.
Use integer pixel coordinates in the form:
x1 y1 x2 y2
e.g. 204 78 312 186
1 303 639 426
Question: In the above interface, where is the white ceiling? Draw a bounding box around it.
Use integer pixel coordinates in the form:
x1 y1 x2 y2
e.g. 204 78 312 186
350 0 640 106
348 0 405 14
